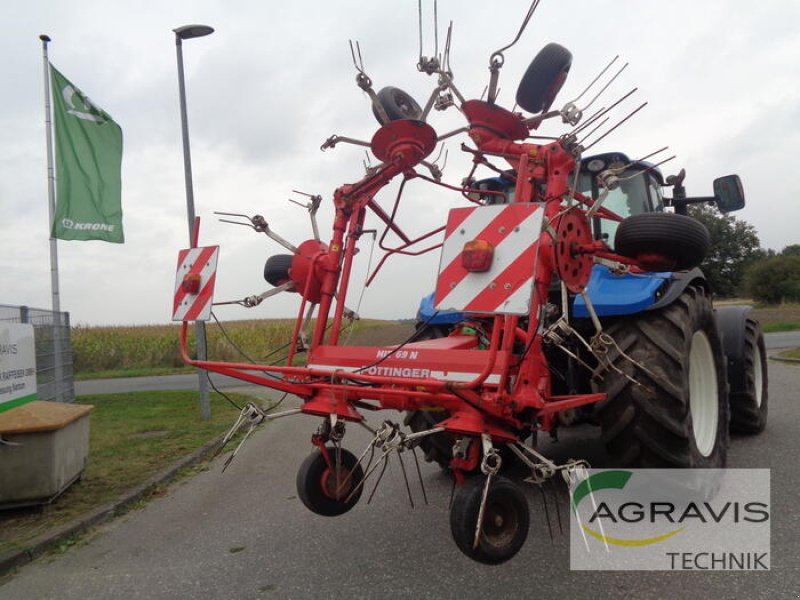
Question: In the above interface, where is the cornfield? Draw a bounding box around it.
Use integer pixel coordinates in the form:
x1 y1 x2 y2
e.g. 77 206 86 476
72 319 404 374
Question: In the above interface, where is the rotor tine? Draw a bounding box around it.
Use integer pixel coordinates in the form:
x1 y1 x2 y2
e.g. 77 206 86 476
539 483 554 543
337 437 379 497
349 40 364 75
411 446 429 505
551 478 564 535
449 476 457 510
367 456 390 504
583 101 648 151
472 473 494 549
566 55 619 105
397 451 415 509
580 61 629 112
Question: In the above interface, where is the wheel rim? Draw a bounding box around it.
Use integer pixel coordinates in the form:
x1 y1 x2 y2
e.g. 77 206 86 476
753 342 764 408
482 498 520 549
321 465 352 501
689 331 719 457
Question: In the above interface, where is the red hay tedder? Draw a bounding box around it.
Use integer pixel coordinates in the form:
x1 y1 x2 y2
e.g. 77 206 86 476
173 2 766 564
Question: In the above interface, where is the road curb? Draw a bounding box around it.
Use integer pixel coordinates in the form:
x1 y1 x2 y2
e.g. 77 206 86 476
769 354 800 364
0 433 225 577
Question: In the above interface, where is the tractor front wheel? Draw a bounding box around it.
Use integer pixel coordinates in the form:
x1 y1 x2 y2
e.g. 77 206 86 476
593 286 730 467
296 447 364 516
450 476 530 564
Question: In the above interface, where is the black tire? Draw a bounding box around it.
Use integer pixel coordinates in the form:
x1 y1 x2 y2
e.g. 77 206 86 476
593 286 730 467
729 318 768 433
615 213 710 271
264 254 293 287
450 476 529 564
404 324 454 469
403 409 453 470
296 447 363 517
372 86 423 123
515 42 572 114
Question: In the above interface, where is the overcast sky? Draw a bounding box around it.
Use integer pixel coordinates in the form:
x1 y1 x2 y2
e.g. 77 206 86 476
3 0 799 326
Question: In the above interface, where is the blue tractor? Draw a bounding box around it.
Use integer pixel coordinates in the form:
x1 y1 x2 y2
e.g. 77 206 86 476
409 152 767 468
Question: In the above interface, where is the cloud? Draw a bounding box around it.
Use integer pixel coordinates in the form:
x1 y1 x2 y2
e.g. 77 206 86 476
3 0 799 325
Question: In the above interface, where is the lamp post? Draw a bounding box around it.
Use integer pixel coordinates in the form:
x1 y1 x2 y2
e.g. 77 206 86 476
174 24 214 420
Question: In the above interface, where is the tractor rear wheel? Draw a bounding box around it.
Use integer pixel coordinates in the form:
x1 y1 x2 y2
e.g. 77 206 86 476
729 318 768 433
593 285 729 467
404 325 454 469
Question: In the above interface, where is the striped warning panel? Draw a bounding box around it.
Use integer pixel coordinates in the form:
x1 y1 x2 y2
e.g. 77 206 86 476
434 204 543 314
172 246 220 322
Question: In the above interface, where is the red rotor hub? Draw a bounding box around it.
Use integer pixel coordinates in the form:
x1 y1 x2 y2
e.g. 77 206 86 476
554 208 593 293
370 119 437 165
290 239 329 303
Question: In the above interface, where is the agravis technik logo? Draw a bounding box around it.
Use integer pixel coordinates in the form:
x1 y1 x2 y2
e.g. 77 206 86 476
568 469 771 571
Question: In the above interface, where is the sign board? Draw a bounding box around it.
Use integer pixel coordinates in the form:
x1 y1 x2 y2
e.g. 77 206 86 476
172 246 220 322
0 323 38 413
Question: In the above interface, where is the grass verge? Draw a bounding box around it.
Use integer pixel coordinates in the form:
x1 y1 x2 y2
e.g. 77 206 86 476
762 322 800 333
777 348 800 360
73 366 194 381
0 390 253 558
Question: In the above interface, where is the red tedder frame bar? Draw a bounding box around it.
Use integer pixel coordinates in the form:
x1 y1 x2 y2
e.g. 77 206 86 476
179 102 642 444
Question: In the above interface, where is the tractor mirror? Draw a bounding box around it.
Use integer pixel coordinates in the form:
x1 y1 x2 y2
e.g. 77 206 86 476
515 43 572 114
713 174 745 213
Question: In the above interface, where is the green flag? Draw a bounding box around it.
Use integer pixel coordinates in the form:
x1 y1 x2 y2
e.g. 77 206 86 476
50 65 124 243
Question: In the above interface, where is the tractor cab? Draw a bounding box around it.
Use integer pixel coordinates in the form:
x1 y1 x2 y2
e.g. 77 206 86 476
576 152 665 247
470 153 665 248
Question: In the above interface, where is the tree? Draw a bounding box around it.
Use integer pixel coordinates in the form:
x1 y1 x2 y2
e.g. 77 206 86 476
688 204 761 297
745 256 800 304
781 244 800 257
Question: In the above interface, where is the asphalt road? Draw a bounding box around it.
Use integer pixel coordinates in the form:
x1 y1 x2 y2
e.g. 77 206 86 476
3 345 799 598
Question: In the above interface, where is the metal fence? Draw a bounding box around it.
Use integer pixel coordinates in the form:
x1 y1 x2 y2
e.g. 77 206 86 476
0 304 74 403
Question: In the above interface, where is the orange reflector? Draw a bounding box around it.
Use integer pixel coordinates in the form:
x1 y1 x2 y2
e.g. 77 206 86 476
461 239 494 272
182 273 202 294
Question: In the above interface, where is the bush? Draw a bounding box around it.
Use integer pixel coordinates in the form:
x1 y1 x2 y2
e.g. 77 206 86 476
745 256 800 304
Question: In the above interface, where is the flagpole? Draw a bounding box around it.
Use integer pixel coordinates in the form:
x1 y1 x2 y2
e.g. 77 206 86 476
40 34 65 402
40 35 61 315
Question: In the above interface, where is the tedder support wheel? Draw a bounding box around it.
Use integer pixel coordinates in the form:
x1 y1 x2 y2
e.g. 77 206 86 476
296 446 364 517
372 86 423 123
264 254 293 287
450 476 530 564
516 43 573 114
729 318 768 433
593 285 730 468
614 213 710 271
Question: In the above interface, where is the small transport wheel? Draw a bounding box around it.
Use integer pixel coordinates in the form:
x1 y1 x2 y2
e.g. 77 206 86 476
372 86 423 123
614 212 710 271
593 285 730 467
515 42 573 114
296 446 364 517
729 318 768 433
264 254 293 286
450 476 529 564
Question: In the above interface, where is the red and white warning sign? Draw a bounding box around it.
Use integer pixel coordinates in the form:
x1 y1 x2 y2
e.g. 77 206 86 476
172 246 220 322
435 204 543 314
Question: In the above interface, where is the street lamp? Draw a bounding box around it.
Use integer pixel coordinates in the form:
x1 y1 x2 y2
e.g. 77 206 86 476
174 23 214 420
